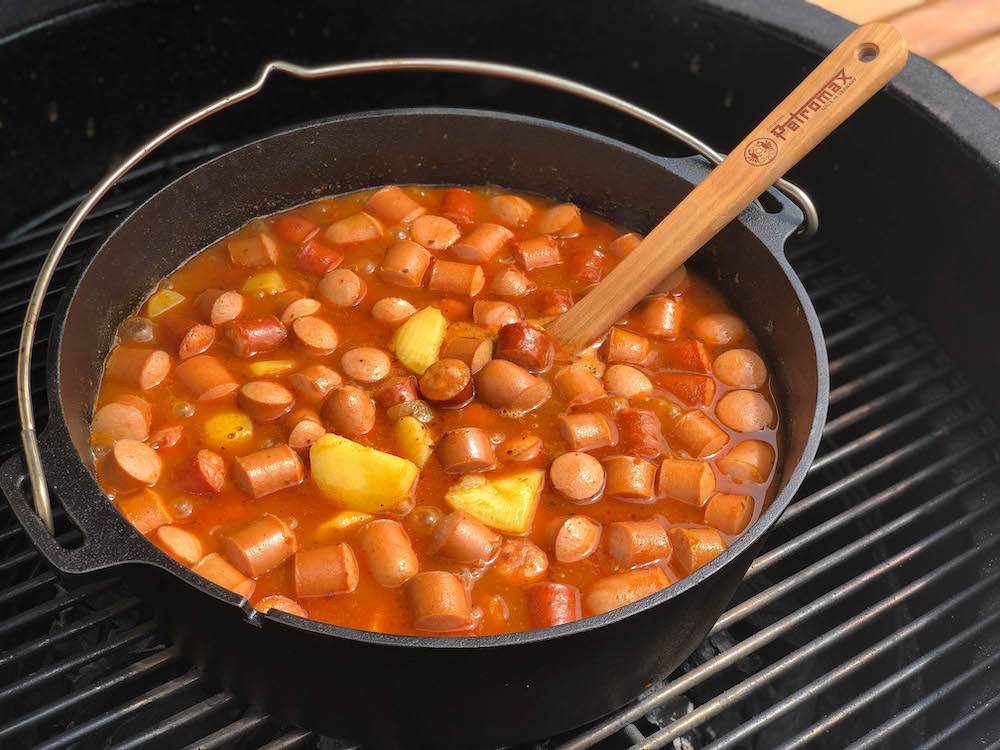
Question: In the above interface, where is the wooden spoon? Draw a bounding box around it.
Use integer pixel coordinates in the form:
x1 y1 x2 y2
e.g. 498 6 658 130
547 22 908 352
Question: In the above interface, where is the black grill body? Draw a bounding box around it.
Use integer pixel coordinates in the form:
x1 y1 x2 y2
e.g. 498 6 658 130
0 1 998 749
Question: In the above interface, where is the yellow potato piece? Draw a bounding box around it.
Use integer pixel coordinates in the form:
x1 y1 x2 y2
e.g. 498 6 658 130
391 306 446 375
310 433 418 513
247 360 297 377
147 289 186 318
445 469 544 534
242 270 286 296
202 411 254 450
395 416 433 468
316 510 373 539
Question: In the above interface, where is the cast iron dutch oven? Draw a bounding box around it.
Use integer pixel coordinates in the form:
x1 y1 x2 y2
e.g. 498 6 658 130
1 108 827 748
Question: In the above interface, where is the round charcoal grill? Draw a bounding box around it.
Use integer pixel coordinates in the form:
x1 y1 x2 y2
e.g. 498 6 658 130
1 1 999 749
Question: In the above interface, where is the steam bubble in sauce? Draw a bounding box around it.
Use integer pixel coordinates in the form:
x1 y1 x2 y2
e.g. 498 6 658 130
118 317 153 344
172 401 195 419
171 496 194 520
92 441 112 460
410 505 442 531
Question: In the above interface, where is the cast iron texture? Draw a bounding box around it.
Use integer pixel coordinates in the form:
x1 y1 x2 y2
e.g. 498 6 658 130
1 109 827 748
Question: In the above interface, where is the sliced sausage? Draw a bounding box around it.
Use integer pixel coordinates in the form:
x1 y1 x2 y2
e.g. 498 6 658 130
238 381 295 421
232 444 305 497
607 519 671 568
667 527 727 574
608 232 643 258
604 328 649 364
551 515 602 563
603 364 653 398
429 510 501 564
289 364 342 401
227 315 287 356
497 434 543 463
527 582 581 628
428 261 486 297
278 294 322 324
156 525 203 565
441 188 477 224
713 349 768 389
149 425 184 450
475 359 551 412
324 212 383 245
340 347 392 384
558 413 616 452
635 296 683 338
513 235 561 271
668 410 729 457
653 372 716 407
92 398 151 441
538 203 583 237
355 519 419 587
291 316 339 356
107 347 171 390
584 567 669 615
228 233 277 267
440 337 492 374
554 365 606 407
292 543 359 597
568 248 607 283
536 288 572 315
407 571 472 632
419 359 473 407
437 427 495 473
489 195 534 226
657 458 715 506
364 186 426 224
295 237 343 275
161 317 215 360
223 513 298 578
717 440 775 483
550 451 605 502
694 312 746 346
617 409 663 457
104 439 161 491
451 223 514 263
192 553 255 598
379 240 432 287
174 449 226 495
603 456 657 501
704 492 755 536
318 269 367 307
371 296 417 324
654 264 689 295
716 390 774 432
321 386 376 437
492 539 549 585
193 289 244 326
116 488 171 534
272 215 317 243
255 595 309 618
436 299 471 322
490 266 532 298
472 300 521 329
373 375 419 409
285 408 326 451
659 339 711 373
411 214 461 251
495 322 553 372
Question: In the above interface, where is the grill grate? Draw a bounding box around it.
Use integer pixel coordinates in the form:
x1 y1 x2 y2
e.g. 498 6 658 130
1 151 998 750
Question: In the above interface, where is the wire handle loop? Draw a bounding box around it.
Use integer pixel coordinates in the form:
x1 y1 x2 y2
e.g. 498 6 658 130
17 57 819 535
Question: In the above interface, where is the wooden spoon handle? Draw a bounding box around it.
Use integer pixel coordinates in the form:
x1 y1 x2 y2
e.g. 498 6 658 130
547 22 908 352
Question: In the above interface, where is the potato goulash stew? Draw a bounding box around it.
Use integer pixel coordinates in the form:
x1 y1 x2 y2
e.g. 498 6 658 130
92 185 780 636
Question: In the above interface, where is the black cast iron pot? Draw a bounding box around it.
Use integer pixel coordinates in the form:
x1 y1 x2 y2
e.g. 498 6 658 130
1 109 828 748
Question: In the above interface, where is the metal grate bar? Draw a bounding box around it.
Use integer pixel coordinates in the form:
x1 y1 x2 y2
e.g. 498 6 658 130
829 346 938 404
818 291 885 324
0 645 179 739
0 621 161 704
255 729 318 750
787 255 846 281
0 572 57 606
777 610 1000 750
642 552 1000 749
0 579 115 638
0 531 78 575
799 272 868 302
827 325 923 375
823 305 904 350
111 692 237 750
914 692 1000 750
178 712 272 750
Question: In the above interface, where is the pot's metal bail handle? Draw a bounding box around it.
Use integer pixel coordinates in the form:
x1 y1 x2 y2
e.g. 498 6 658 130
17 57 820 537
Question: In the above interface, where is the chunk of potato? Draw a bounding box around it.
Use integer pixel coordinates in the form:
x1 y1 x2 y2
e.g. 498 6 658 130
242 270 287 296
247 359 297 377
445 469 544 534
392 305 446 375
395 416 433 467
310 433 418 513
147 289 186 318
203 411 254 450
